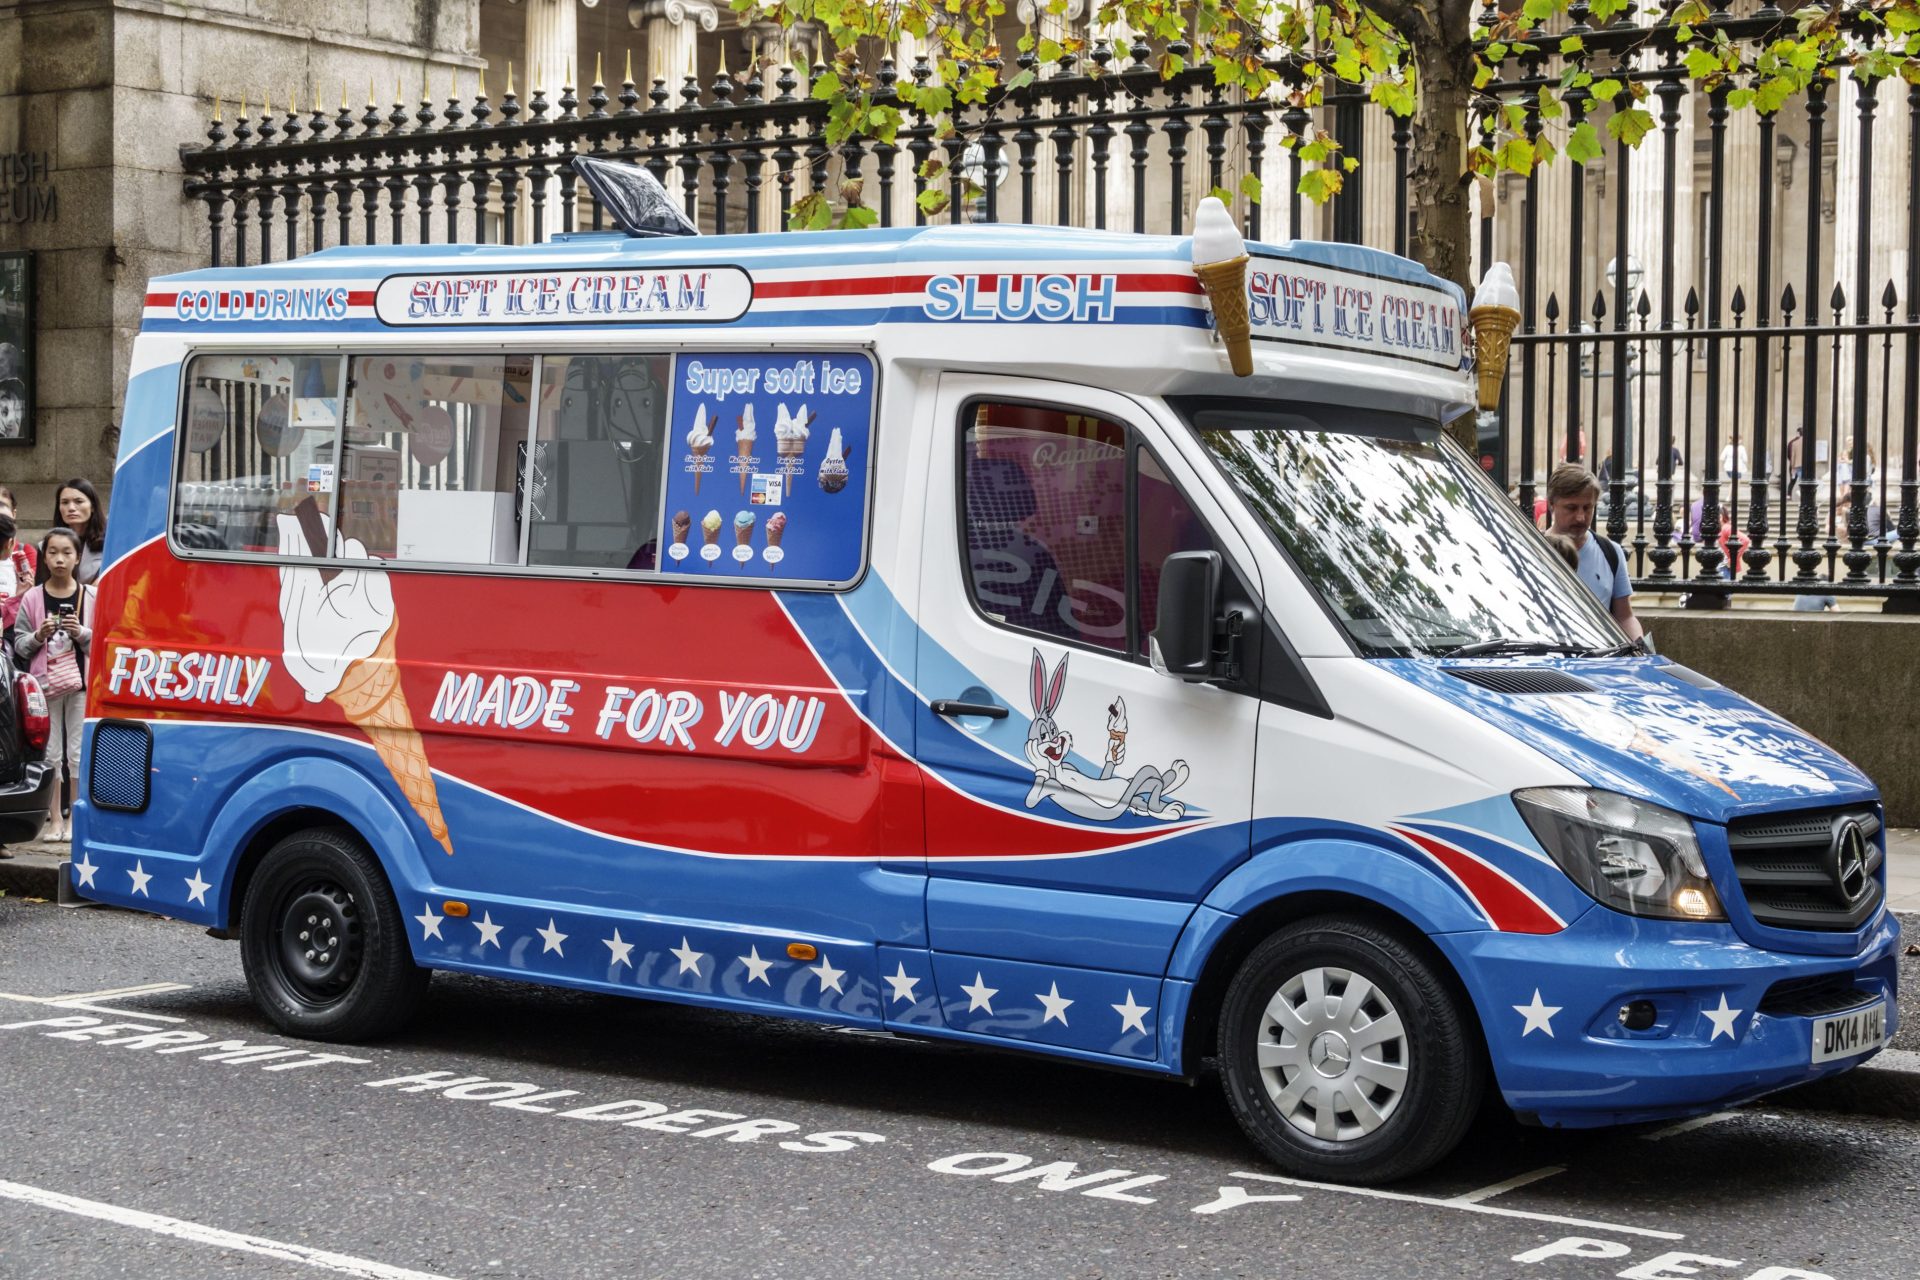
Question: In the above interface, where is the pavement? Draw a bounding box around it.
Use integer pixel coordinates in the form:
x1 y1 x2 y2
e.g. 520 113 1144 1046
6 828 1919 907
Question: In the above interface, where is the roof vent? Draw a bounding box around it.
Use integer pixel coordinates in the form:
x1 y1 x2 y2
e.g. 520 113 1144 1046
1655 663 1722 690
571 156 698 238
1443 667 1598 695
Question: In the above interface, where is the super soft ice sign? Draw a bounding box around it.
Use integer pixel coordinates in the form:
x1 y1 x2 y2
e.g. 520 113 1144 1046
374 267 752 326
1246 254 1464 370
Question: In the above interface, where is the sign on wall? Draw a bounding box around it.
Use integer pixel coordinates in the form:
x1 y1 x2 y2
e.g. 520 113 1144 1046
0 252 32 446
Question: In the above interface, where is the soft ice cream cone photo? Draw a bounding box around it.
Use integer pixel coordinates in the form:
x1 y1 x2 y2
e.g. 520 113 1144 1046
775 403 810 461
735 405 757 494
1190 196 1254 377
672 509 692 545
701 509 723 546
687 404 713 494
276 499 453 856
818 427 850 494
765 512 788 548
733 511 756 546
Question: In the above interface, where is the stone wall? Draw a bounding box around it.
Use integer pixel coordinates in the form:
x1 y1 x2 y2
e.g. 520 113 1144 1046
1644 607 1920 825
0 0 482 534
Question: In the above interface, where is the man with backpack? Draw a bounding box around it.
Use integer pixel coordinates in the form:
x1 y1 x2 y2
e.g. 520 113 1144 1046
1544 463 1645 642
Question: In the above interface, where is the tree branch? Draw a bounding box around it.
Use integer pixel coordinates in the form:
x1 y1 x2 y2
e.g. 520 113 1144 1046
1363 0 1425 40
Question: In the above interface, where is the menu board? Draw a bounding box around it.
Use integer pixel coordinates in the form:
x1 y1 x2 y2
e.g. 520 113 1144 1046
659 352 875 585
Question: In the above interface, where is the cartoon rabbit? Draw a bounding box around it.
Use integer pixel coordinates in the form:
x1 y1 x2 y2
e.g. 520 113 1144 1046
1022 650 1190 822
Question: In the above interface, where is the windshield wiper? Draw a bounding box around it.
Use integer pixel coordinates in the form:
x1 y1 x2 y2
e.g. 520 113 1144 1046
1440 638 1599 659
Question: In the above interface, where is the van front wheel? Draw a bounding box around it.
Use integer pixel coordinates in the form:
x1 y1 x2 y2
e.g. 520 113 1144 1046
240 828 430 1042
1218 916 1481 1184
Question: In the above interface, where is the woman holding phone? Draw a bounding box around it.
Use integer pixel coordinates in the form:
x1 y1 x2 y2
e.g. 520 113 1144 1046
11 528 95 842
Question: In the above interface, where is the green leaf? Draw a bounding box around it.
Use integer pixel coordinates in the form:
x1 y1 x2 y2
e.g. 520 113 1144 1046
810 70 843 101
1496 136 1536 176
1559 36 1584 55
1566 120 1604 164
1039 37 1063 63
839 204 880 230
1590 77 1623 102
1239 173 1263 204
1005 68 1036 92
916 188 952 217
787 192 832 232
1298 168 1343 203
1726 86 1756 110
1607 106 1656 146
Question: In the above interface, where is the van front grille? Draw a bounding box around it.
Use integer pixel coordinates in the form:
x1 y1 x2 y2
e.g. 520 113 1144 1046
1726 806 1883 932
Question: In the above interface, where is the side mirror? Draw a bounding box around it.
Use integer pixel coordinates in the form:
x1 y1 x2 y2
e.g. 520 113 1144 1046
1150 551 1221 682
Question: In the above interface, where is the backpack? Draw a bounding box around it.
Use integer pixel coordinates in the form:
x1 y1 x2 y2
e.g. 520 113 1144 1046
1596 536 1621 577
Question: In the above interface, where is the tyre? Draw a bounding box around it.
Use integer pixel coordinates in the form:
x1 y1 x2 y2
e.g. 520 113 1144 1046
1217 915 1483 1184
240 827 430 1041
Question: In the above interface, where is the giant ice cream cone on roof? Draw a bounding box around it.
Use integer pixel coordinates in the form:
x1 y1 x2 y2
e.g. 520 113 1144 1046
1190 196 1254 377
277 499 453 855
1471 263 1522 411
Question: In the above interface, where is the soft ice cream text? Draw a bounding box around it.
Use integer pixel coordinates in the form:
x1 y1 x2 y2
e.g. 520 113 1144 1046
107 647 272 707
682 358 864 402
430 672 825 756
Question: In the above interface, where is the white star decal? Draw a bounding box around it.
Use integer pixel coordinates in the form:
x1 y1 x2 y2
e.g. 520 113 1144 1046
603 929 634 969
1036 982 1073 1026
670 937 705 976
810 954 846 994
183 871 211 906
71 852 97 889
961 972 998 1014
739 947 773 985
414 903 444 941
473 911 503 949
1112 990 1151 1035
1703 993 1744 1042
883 963 920 1005
127 861 152 897
1513 988 1562 1038
536 918 567 956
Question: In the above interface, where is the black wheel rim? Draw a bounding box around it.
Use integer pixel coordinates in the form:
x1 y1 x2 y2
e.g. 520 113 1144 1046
268 880 364 1009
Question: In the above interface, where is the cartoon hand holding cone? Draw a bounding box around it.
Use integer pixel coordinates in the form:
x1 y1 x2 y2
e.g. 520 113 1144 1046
277 498 454 855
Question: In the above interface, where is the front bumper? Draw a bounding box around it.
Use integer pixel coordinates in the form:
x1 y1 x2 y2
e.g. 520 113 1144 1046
0 761 55 843
1437 904 1902 1129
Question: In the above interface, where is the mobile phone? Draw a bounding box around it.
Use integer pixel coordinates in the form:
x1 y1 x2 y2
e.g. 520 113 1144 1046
54 601 75 617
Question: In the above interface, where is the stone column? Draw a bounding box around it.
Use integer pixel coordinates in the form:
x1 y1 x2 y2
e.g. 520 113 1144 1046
523 0 579 239
890 28 924 228
1627 70 1696 486
1831 71 1908 489
631 0 719 221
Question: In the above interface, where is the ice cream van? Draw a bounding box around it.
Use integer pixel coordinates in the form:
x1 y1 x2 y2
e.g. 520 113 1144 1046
80 160 1898 1183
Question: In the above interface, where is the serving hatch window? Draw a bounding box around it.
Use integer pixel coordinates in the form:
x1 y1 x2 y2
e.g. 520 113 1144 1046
171 350 876 589
174 354 342 554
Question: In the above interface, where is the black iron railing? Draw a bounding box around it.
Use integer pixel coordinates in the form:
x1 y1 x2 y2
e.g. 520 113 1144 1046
176 8 1920 605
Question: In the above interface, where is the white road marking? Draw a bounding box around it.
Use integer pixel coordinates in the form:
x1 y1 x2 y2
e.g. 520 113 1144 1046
0 1179 460 1280
1450 1165 1566 1204
1640 1111 1742 1142
0 982 193 1023
1232 1171 1685 1240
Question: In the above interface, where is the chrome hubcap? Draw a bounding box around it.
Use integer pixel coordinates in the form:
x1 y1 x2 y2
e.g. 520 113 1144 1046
1256 965 1410 1143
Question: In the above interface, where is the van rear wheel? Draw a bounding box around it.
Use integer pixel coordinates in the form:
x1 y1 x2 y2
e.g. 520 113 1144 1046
1218 916 1481 1184
240 828 429 1042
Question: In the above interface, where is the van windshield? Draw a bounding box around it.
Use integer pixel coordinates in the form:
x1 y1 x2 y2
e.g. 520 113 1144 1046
1180 400 1623 657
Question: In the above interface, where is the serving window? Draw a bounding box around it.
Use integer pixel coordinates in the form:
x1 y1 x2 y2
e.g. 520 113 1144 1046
171 349 874 589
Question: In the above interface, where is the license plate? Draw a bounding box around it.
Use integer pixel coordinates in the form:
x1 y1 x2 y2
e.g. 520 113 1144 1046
1810 1001 1886 1064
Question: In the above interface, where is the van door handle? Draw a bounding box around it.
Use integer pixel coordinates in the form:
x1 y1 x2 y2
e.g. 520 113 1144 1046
932 699 1009 720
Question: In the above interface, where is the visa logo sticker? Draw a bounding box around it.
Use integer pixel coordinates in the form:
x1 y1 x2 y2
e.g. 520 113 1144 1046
922 274 1117 323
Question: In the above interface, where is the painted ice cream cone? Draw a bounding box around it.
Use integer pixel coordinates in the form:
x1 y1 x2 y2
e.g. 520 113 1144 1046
734 511 756 546
701 510 723 546
1471 263 1522 411
775 404 810 459
276 502 453 856
671 510 691 546
1190 196 1254 377
330 629 454 855
765 512 788 547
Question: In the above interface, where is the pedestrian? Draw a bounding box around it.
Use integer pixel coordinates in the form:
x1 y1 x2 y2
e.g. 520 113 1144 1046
0 486 37 580
1543 462 1645 641
1718 438 1750 484
53 477 105 584
11 528 95 843
0 510 27 634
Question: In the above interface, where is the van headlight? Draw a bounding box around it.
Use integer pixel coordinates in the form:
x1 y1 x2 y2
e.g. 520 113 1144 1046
1513 788 1724 921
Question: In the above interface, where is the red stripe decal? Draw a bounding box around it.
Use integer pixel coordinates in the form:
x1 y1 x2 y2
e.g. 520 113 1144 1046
755 272 1206 301
1391 826 1563 935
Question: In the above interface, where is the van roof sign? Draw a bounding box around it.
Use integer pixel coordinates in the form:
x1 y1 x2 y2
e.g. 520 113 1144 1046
1246 251 1465 370
374 266 753 326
